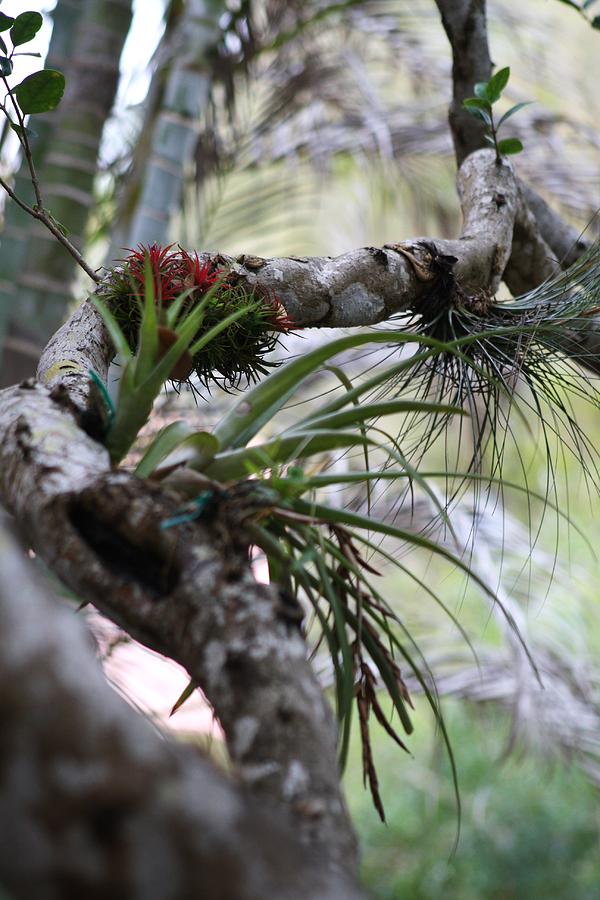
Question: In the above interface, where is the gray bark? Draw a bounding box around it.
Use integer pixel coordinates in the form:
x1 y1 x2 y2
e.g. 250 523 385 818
0 513 364 900
0 380 359 880
0 147 522 894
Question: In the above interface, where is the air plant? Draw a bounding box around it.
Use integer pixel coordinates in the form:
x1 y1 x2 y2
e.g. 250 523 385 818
103 243 295 392
127 240 600 816
369 240 600 505
95 237 600 819
91 250 260 464
136 327 536 820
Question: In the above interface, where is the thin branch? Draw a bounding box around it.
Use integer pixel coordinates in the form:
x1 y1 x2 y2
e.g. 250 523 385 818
0 172 101 283
0 74 101 285
2 72 43 209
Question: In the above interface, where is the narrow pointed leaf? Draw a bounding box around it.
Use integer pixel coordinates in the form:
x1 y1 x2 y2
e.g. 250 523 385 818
134 421 193 478
497 101 532 129
90 295 133 360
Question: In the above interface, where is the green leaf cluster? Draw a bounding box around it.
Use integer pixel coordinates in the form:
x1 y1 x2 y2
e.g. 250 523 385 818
92 258 257 465
462 66 530 160
0 9 65 133
138 327 525 817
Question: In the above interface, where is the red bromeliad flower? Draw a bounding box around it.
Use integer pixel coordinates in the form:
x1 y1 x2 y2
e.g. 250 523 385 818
121 243 183 305
121 244 227 309
260 291 296 333
109 243 299 387
178 249 222 293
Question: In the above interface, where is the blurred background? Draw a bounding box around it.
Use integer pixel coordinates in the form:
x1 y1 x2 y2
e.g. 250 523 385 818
1 1 600 896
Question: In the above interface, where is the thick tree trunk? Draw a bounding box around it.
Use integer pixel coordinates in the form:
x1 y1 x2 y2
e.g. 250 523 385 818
0 512 364 900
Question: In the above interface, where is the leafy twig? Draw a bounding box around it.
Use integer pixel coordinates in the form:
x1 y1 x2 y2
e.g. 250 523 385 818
0 10 100 283
462 67 531 161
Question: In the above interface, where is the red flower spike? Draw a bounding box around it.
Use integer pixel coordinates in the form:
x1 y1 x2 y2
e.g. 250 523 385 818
121 243 185 306
262 293 296 333
178 249 223 293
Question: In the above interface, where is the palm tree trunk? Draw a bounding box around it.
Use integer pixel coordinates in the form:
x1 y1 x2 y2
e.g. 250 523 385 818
0 0 82 382
0 0 133 385
107 0 225 260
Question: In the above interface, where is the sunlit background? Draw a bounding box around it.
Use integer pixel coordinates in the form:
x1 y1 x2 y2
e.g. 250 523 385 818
2 1 600 897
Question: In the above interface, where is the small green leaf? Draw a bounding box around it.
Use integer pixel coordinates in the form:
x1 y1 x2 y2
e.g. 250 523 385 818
486 66 510 103
463 97 491 111
0 13 15 32
14 69 65 114
90 295 133 362
10 122 37 141
497 101 532 129
0 55 12 75
497 137 524 155
592 13 600 26
463 99 492 126
473 81 489 100
10 11 42 46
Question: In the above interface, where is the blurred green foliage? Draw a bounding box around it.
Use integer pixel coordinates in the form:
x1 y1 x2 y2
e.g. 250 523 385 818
346 700 600 899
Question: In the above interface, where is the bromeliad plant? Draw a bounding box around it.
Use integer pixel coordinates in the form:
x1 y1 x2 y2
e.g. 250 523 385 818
103 243 294 391
133 327 536 819
385 240 600 487
126 243 600 816
92 243 294 464
92 252 258 464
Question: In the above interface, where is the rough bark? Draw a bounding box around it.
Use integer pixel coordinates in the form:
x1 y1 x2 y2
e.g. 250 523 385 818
0 380 359 881
0 137 590 894
36 151 521 356
171 149 519 328
433 0 492 167
0 513 364 900
0 147 526 894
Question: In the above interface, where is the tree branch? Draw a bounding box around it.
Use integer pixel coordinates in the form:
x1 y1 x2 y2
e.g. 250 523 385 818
36 145 517 370
434 0 590 287
0 70 102 286
0 381 359 879
0 512 364 900
1 149 519 886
